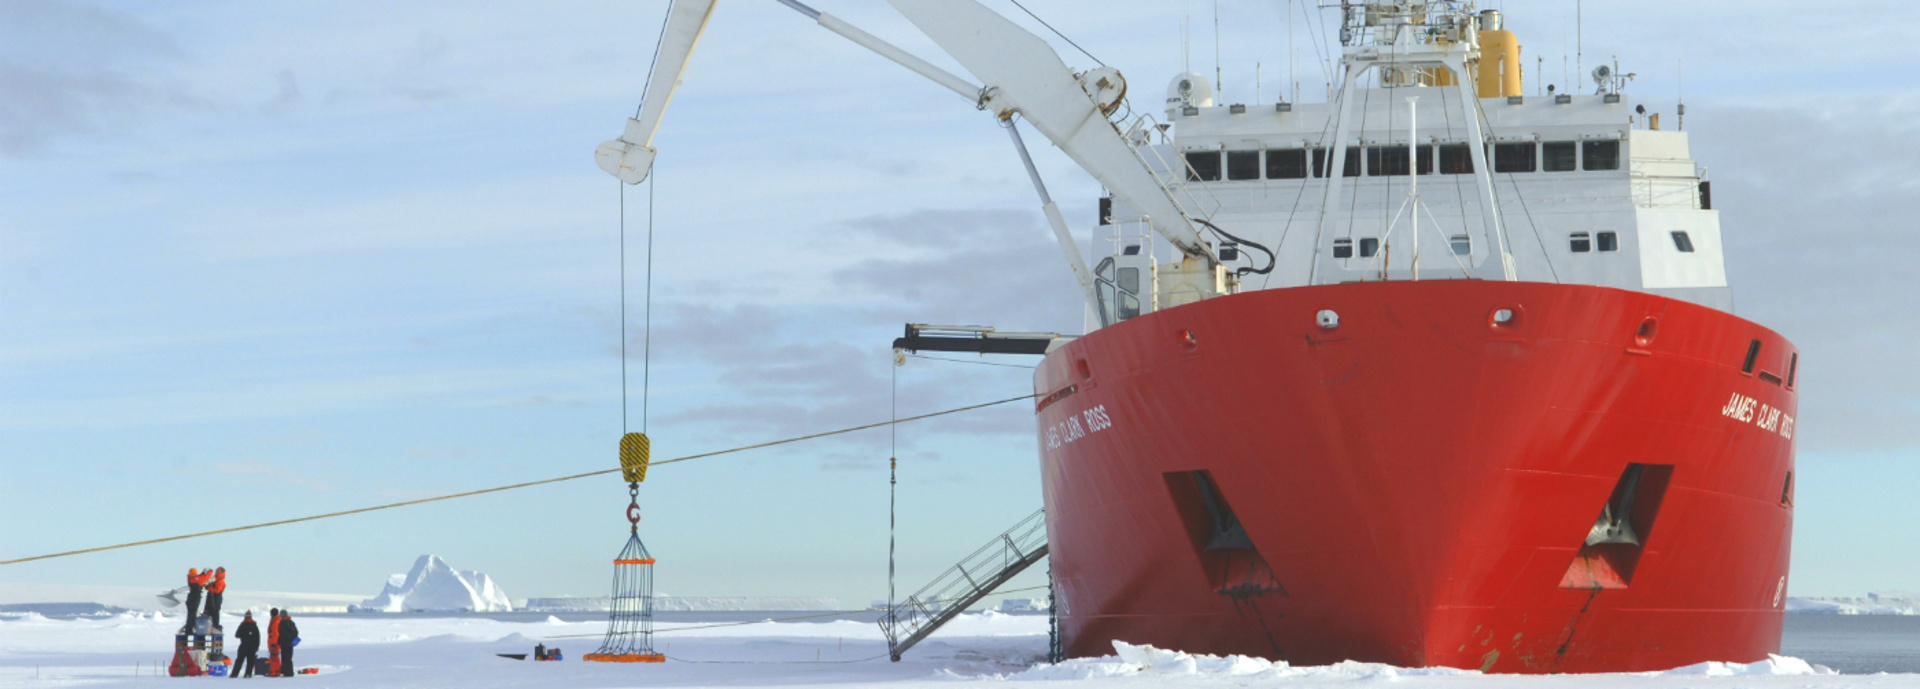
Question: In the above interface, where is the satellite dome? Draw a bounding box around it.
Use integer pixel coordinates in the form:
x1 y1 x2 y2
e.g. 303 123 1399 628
1165 72 1214 118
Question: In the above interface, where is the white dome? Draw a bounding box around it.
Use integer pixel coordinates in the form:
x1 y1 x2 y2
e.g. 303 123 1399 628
1164 72 1213 117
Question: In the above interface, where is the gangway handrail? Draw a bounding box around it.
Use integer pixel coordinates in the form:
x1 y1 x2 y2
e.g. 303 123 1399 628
879 509 1049 661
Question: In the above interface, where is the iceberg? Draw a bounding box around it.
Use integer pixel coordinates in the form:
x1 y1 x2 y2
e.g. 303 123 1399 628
351 555 512 613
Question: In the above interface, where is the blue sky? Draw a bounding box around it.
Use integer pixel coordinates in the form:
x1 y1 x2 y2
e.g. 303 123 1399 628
1 0 1916 607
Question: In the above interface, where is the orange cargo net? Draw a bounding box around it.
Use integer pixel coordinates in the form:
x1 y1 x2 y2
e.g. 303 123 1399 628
583 652 665 663
613 558 655 565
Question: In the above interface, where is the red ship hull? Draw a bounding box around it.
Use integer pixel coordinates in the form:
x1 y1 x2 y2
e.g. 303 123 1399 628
1033 281 1798 673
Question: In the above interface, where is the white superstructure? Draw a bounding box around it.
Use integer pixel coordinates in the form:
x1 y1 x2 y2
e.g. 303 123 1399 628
1092 3 1725 330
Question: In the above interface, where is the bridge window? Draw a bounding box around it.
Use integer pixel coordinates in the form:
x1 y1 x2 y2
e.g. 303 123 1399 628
1266 149 1307 179
1333 238 1353 258
1671 231 1695 253
1570 232 1592 253
1227 151 1261 180
1313 147 1362 178
1583 140 1621 170
1438 144 1474 174
1185 151 1222 181
1450 235 1471 255
1494 142 1536 173
1597 231 1619 252
1543 142 1577 172
1359 237 1379 258
1366 146 1433 176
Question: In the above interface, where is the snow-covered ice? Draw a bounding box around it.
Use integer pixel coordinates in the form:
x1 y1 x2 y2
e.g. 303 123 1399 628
2 608 1917 688
352 555 512 613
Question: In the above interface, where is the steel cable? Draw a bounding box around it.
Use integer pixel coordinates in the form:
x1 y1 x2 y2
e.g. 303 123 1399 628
0 393 1037 567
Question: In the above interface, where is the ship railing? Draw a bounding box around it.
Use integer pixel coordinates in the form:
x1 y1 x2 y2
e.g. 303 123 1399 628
878 508 1049 661
1630 172 1703 210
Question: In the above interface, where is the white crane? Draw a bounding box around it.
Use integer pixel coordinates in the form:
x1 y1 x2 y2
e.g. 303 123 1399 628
594 0 1229 313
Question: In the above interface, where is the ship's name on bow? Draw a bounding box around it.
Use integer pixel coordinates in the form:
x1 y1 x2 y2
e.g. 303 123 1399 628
1045 404 1112 451
1721 392 1793 440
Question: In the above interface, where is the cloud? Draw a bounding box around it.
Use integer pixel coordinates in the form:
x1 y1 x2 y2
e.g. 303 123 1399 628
0 0 201 156
1693 95 1920 451
835 208 1087 333
639 207 1072 458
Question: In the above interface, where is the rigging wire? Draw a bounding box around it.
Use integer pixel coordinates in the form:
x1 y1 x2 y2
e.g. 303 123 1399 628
620 182 629 435
644 175 655 432
1008 0 1104 67
905 354 1035 369
1468 94 1562 283
888 356 899 626
1258 94 1344 291
634 0 676 117
0 393 1037 567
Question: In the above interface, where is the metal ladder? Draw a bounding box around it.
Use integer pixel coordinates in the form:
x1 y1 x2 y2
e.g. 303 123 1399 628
879 508 1049 661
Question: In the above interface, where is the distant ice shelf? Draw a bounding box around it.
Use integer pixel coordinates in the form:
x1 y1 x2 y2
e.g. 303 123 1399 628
1788 592 1920 615
521 595 841 612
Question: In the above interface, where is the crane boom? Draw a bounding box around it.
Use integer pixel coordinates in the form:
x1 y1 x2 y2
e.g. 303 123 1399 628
886 0 1212 261
594 0 719 184
597 0 1218 267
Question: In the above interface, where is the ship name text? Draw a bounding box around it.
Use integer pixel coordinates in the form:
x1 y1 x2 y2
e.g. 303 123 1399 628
1720 392 1794 440
1045 404 1112 451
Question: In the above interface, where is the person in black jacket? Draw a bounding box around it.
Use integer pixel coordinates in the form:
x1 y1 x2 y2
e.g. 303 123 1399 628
277 612 299 676
182 568 204 633
230 611 260 678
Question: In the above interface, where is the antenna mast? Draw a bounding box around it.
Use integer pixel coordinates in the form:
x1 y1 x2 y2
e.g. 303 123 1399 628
1576 0 1583 86
1213 0 1222 94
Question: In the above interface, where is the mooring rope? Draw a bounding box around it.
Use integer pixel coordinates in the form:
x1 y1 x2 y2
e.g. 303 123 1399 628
0 393 1036 567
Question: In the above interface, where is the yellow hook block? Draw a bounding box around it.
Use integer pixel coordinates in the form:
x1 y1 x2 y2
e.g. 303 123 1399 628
620 432 651 483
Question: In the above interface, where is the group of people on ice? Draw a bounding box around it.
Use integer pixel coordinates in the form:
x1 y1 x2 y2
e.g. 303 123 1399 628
231 608 300 677
181 567 301 677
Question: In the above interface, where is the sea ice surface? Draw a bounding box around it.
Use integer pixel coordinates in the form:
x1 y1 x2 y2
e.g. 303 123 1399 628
0 609 1909 688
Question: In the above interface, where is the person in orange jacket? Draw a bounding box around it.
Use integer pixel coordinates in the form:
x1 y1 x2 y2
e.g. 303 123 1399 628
182 568 206 633
205 568 227 630
266 608 281 676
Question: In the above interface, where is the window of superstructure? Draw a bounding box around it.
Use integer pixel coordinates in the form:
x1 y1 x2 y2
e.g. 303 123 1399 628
1494 142 1536 173
1226 151 1261 180
1333 238 1354 258
1597 231 1618 252
1570 232 1592 253
1365 146 1431 176
1450 235 1471 255
1670 231 1695 253
1313 147 1361 177
1358 237 1379 258
1582 141 1620 171
1438 144 1474 174
1543 142 1577 172
1266 149 1307 179
1185 151 1222 181
1367 147 1408 177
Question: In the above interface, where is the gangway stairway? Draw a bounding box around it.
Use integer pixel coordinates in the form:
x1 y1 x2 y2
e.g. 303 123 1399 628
879 509 1049 661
